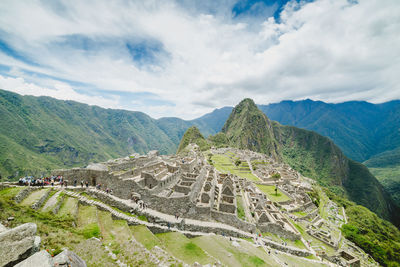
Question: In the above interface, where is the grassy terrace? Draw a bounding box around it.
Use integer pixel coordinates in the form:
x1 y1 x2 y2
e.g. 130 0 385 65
192 235 279 267
211 154 260 182
255 184 291 202
262 232 306 250
156 232 213 265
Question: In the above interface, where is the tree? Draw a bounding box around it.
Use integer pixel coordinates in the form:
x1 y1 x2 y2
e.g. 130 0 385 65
235 159 242 166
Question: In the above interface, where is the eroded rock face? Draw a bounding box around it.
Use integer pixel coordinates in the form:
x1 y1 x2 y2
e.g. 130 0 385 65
53 249 87 267
0 223 37 266
14 250 53 267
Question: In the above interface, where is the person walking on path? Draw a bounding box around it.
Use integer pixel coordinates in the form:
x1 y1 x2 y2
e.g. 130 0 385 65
81 181 84 188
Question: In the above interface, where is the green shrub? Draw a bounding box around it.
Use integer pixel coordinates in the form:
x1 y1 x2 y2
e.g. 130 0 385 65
81 223 100 239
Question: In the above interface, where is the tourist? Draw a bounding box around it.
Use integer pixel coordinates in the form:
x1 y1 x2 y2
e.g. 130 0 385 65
85 181 89 188
74 179 77 187
81 181 84 188
110 189 113 194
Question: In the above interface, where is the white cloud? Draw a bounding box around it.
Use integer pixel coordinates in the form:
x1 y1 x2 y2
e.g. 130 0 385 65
0 0 399 119
0 75 120 108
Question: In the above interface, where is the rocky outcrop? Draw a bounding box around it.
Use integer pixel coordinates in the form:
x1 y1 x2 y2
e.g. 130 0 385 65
0 223 38 266
14 250 53 267
53 249 87 267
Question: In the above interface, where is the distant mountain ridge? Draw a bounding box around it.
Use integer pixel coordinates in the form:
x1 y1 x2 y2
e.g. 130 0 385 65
193 99 400 165
0 89 219 178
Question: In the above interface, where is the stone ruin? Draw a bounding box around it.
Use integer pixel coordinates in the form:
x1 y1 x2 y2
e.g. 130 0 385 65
0 221 85 267
51 146 326 242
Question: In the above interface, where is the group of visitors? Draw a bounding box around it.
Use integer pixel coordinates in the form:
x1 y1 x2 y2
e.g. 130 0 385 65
18 175 65 187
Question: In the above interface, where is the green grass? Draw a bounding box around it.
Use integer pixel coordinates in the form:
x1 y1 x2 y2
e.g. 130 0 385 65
57 197 78 217
276 253 328 267
156 232 213 265
236 196 246 220
262 232 306 250
0 186 23 198
81 223 100 238
255 185 290 202
20 189 49 206
77 205 97 227
192 235 280 267
130 225 162 250
211 154 260 181
292 211 307 217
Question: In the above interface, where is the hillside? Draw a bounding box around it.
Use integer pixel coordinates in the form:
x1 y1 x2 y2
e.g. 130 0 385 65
0 89 232 179
0 90 181 178
176 126 209 153
219 98 400 227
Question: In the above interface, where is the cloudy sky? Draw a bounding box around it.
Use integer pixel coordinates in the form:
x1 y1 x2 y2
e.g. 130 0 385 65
0 0 399 119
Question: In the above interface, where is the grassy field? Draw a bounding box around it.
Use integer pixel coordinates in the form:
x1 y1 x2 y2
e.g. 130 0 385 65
211 154 260 181
156 232 213 265
255 185 291 202
130 225 162 250
292 211 307 218
262 232 306 250
57 197 78 217
193 235 280 267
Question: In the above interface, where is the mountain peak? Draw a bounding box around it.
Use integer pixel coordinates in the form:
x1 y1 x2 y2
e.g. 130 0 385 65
177 126 208 153
221 98 280 159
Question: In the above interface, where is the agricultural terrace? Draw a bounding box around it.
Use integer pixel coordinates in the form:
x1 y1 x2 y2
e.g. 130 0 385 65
211 153 260 182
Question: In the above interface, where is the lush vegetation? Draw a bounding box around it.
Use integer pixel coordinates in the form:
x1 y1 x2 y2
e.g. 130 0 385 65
0 89 221 179
221 98 280 159
323 189 400 266
369 166 400 206
260 99 400 163
176 126 210 153
211 154 259 181
255 185 291 202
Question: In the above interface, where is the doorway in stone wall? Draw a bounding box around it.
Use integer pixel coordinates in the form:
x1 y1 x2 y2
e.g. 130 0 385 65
91 176 96 186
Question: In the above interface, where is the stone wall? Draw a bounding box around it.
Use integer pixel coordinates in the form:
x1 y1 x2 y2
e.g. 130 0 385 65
14 187 39 204
211 210 256 233
52 194 65 214
262 239 311 257
301 208 319 221
257 223 301 241
31 189 52 210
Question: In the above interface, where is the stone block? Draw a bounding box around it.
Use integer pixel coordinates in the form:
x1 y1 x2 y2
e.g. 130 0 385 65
15 250 53 267
0 223 37 266
53 248 87 267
